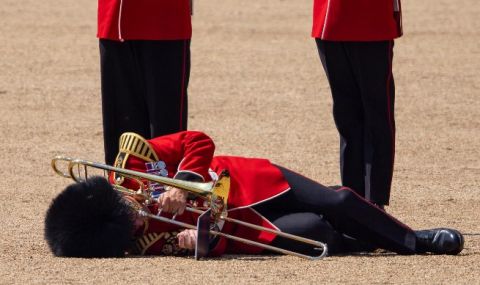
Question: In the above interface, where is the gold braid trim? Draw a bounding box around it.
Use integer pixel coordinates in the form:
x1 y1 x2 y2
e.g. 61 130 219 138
113 132 159 184
135 232 166 255
133 231 187 256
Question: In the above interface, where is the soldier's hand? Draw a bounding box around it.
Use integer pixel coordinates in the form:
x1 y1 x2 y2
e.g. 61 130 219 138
177 229 197 249
157 186 188 215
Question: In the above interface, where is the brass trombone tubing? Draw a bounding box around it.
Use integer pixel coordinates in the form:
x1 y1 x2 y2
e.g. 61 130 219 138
51 155 328 259
185 207 328 258
52 156 215 196
140 210 327 260
51 156 75 178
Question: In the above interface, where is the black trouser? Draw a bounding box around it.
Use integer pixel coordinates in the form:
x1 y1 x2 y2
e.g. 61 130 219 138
100 39 190 165
316 39 396 205
254 166 416 255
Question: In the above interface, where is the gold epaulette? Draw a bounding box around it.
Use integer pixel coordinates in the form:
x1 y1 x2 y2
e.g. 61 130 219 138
118 132 159 162
113 132 159 184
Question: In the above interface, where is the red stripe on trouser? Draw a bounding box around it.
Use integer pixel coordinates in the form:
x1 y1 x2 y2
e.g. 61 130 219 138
179 40 187 130
385 41 395 189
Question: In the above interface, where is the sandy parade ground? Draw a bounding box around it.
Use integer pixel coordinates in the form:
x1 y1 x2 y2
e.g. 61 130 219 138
0 0 479 283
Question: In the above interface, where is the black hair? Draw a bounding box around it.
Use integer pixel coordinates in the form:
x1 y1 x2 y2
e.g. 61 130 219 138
44 176 134 257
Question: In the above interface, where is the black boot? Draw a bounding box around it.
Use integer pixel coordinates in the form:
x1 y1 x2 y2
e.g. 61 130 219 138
415 228 464 255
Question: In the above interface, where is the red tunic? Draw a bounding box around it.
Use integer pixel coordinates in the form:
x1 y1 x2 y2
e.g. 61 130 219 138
116 131 291 256
312 0 403 41
97 0 192 41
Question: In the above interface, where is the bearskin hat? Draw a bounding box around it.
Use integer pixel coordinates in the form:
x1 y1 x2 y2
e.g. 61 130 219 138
44 176 134 257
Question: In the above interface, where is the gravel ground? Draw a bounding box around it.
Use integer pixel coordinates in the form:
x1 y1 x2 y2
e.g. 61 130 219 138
0 0 479 284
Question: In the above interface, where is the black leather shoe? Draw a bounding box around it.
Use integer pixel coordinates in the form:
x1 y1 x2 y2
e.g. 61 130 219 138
415 228 464 255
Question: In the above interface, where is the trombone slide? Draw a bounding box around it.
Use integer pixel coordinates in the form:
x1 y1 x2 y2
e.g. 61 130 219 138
141 209 327 260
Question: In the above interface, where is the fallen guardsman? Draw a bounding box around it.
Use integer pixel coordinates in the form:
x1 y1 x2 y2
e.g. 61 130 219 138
44 131 464 258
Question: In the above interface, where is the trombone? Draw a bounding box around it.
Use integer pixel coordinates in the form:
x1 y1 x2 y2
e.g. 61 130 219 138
51 155 328 260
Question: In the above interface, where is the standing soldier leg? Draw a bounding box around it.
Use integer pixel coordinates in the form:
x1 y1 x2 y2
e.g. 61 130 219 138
99 40 150 165
138 40 191 138
316 39 366 197
347 41 396 206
